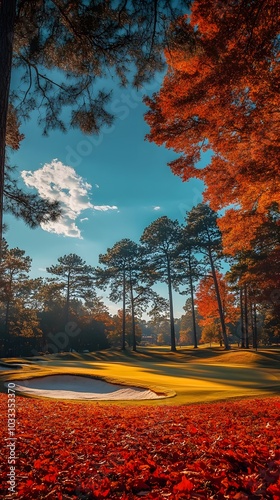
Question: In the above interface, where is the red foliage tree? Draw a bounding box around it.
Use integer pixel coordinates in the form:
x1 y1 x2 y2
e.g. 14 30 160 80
196 272 239 344
144 0 280 254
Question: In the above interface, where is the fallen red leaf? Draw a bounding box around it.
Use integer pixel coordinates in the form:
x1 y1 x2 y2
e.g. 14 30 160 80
173 475 194 493
0 395 279 499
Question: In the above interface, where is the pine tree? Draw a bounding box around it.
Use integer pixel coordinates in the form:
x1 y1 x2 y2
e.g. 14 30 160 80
46 253 95 323
175 225 202 348
96 239 152 351
140 216 181 352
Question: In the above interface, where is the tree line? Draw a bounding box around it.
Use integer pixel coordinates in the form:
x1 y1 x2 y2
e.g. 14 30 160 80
1 203 278 357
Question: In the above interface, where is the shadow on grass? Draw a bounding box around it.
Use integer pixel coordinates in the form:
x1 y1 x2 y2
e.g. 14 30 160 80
135 361 280 396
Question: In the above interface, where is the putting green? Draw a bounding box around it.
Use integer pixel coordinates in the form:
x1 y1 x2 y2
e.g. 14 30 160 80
1 347 280 405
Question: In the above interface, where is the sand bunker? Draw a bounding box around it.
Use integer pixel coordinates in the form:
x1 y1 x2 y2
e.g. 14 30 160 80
11 375 166 400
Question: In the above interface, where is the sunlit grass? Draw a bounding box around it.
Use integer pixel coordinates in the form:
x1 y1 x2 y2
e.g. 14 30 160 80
1 346 280 405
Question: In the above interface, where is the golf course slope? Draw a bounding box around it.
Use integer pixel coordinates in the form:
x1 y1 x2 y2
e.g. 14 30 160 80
1 345 279 404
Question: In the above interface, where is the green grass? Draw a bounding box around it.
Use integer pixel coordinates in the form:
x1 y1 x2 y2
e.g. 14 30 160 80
1 346 280 405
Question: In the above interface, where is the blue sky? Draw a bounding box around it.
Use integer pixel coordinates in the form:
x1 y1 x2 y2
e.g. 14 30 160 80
6 73 204 318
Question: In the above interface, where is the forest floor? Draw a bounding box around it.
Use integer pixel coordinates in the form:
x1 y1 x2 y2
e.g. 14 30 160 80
1 345 279 405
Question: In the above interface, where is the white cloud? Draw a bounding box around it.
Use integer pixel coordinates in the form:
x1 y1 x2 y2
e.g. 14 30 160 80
21 159 118 238
153 206 161 211
80 217 89 222
93 205 118 211
95 184 100 189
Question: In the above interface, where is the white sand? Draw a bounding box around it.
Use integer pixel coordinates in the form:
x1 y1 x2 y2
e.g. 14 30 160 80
10 375 165 400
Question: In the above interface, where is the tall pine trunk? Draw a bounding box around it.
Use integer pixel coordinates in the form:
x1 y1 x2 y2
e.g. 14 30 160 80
121 268 126 350
188 254 198 348
251 300 258 350
129 270 137 351
208 249 229 349
167 256 176 352
253 302 258 351
65 272 70 323
240 287 245 348
244 284 249 348
0 0 17 253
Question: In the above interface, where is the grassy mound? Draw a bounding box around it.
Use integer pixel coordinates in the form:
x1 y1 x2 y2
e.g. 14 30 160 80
1 346 279 405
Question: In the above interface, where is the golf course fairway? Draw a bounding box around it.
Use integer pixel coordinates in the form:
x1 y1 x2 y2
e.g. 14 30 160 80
1 346 280 405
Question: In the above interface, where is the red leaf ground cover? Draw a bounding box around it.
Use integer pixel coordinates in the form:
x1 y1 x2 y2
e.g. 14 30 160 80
1 394 280 499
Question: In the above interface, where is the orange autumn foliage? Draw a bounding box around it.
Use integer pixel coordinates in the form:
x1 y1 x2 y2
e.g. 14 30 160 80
144 0 280 254
196 273 238 328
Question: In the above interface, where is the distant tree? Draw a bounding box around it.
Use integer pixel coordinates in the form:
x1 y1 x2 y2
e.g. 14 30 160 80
157 320 173 345
6 297 42 340
179 298 201 346
0 242 42 354
200 323 220 347
25 279 66 346
146 296 170 345
140 216 181 352
175 225 202 348
0 241 31 335
96 239 153 351
29 278 65 313
108 311 142 349
196 273 238 346
79 295 113 346
227 210 280 347
138 318 158 345
186 204 230 349
226 254 255 348
69 313 110 352
96 241 129 350
46 253 95 323
83 293 109 319
259 303 280 346
0 0 189 245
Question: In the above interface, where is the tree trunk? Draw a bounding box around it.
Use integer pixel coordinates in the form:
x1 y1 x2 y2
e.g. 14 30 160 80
167 256 176 352
131 295 136 351
0 0 17 254
188 254 198 348
244 284 249 348
251 299 257 350
208 249 230 349
240 287 245 348
65 271 70 323
253 302 258 351
129 270 137 351
121 268 126 350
